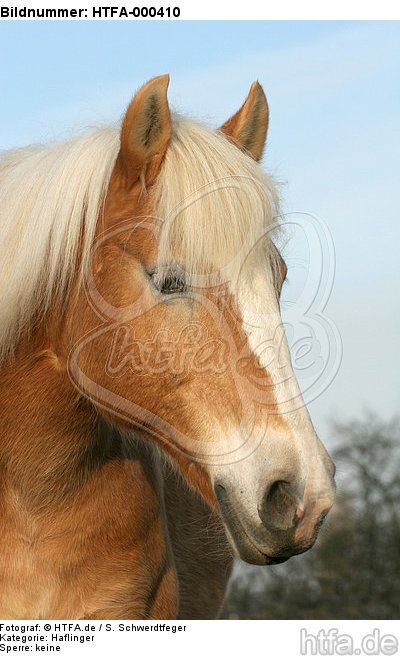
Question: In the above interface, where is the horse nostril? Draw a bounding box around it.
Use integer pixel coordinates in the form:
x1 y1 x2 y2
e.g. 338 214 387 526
259 480 300 531
268 480 291 510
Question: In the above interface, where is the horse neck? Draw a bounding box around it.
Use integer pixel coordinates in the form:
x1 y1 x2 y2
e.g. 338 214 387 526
0 327 104 511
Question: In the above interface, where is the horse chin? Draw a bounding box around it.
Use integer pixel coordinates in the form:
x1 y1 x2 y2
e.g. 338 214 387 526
229 530 291 567
215 483 292 566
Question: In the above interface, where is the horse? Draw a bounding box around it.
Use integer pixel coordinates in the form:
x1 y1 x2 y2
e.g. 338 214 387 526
0 75 336 619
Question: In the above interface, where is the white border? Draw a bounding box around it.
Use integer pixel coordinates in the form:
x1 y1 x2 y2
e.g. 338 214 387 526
0 0 399 20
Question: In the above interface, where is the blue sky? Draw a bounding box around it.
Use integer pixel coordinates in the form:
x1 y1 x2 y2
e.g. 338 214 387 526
1 21 399 438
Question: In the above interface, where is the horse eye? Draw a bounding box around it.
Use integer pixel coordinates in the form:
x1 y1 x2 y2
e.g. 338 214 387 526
160 274 186 294
151 269 186 295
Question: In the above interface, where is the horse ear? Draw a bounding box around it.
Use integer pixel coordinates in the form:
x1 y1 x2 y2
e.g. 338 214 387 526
119 74 172 186
219 81 269 162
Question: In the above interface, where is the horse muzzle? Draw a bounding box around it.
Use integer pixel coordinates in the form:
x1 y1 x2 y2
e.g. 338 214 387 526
214 475 335 566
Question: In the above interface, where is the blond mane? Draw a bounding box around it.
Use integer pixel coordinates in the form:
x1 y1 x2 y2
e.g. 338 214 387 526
0 127 119 361
0 118 279 362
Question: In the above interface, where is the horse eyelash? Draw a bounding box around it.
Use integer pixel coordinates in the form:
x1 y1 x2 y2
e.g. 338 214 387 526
149 268 187 295
159 273 187 294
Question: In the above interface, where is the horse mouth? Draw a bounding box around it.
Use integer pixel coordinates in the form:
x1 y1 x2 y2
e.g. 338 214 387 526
214 483 292 566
